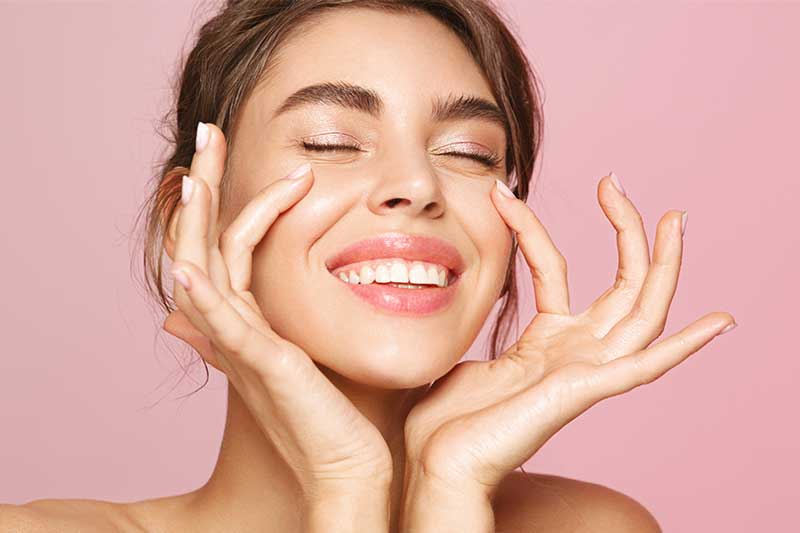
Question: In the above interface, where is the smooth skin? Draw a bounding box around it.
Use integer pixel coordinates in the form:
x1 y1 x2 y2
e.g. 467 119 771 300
1 129 732 533
1 7 735 533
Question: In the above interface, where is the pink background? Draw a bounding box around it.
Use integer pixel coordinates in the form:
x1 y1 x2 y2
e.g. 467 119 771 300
1 1 797 531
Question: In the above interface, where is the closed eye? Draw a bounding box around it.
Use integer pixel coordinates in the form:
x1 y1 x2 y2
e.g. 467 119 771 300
300 141 502 169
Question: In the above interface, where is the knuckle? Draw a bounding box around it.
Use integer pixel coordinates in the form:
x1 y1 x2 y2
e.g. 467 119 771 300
629 304 666 338
219 321 254 360
230 324 260 364
629 354 657 385
218 229 238 254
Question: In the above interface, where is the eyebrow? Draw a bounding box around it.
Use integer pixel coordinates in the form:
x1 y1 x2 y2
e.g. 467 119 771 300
271 80 509 133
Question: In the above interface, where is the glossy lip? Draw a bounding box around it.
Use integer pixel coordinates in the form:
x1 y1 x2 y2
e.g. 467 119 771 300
325 232 466 316
325 232 466 276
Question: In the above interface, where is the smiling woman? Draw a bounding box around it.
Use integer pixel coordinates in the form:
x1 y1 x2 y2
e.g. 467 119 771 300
0 0 737 531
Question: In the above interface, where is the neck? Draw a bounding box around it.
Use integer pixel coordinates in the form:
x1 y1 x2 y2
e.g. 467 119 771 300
179 365 430 532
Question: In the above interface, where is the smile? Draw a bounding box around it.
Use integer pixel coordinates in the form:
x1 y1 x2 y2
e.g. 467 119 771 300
325 232 465 316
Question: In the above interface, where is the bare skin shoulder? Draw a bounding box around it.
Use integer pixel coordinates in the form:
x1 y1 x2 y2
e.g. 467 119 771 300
1 498 145 532
493 472 662 533
3 474 659 533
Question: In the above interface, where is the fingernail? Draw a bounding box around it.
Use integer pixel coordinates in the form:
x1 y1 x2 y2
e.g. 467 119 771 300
286 162 312 180
680 210 688 236
495 178 516 199
196 121 210 152
171 267 191 290
609 171 626 197
181 175 194 205
718 322 737 335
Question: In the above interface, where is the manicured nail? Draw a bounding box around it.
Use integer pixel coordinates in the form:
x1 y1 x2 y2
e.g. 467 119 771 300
495 179 516 199
181 175 194 205
171 267 191 290
680 210 688 236
196 122 210 152
285 163 312 180
609 171 626 197
718 322 737 335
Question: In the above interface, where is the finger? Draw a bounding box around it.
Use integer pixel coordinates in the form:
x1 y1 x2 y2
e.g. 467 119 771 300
491 180 570 315
190 122 236 294
593 312 736 398
583 174 650 333
173 173 212 276
170 259 283 380
189 122 226 247
170 174 216 337
601 209 687 356
221 163 314 293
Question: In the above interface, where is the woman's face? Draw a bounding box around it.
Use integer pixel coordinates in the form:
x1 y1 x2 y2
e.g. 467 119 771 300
222 8 512 388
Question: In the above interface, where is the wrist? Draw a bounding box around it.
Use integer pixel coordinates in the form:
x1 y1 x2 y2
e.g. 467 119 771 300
301 481 391 533
400 468 495 533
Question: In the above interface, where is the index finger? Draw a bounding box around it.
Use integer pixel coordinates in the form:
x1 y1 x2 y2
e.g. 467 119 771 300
491 179 571 316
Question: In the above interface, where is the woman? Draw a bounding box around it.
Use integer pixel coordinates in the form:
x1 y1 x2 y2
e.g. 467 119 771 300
2 0 736 531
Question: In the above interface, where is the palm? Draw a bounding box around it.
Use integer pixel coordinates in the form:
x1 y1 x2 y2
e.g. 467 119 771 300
404 176 735 496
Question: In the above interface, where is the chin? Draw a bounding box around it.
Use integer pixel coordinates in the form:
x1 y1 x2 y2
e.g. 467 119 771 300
316 344 460 390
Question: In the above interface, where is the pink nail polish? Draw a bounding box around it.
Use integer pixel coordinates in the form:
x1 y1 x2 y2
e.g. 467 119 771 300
681 210 688 236
719 322 737 335
196 122 210 152
495 178 516 199
181 175 194 205
609 171 626 197
171 267 191 290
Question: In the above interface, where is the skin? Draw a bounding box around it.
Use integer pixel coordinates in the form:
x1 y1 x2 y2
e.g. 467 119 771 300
1 7 735 533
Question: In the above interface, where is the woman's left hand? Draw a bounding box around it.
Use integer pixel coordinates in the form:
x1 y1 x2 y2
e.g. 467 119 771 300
402 174 736 501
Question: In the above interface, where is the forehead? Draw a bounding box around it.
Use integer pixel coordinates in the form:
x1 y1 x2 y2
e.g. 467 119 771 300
253 7 498 115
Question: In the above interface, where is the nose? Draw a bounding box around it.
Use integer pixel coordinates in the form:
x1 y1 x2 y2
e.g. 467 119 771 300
366 156 446 219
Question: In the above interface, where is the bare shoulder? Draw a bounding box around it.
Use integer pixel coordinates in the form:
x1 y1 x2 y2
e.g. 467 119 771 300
493 471 662 533
0 498 143 532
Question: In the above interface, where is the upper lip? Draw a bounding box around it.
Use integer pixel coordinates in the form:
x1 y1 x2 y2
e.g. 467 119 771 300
325 232 466 276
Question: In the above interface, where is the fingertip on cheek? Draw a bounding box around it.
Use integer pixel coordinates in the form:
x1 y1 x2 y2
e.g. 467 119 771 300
494 178 517 200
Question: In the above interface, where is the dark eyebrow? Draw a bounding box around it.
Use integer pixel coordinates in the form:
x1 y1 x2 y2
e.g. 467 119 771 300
272 80 509 133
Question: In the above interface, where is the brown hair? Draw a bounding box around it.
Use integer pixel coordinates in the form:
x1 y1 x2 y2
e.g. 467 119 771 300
131 0 544 394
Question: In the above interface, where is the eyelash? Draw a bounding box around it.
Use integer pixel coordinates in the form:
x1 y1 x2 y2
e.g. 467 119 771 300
300 141 503 169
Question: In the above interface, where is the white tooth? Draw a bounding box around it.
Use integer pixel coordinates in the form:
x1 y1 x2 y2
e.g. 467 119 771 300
389 261 409 283
339 272 348 282
348 271 360 284
375 263 391 283
426 265 439 285
359 265 375 284
437 269 446 287
409 262 429 284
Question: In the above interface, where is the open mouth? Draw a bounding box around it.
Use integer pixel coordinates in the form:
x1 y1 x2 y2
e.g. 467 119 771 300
327 258 462 315
324 232 465 315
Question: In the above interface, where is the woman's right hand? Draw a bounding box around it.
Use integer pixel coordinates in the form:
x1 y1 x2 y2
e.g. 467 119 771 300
162 122 393 497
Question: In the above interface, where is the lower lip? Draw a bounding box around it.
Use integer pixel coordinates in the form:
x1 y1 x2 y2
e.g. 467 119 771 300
333 274 461 316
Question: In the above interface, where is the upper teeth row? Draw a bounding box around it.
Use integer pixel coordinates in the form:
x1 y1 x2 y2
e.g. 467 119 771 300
334 259 449 287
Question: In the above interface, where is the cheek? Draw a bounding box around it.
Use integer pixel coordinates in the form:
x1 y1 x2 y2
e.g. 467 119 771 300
247 176 353 333
458 191 513 293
